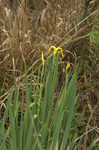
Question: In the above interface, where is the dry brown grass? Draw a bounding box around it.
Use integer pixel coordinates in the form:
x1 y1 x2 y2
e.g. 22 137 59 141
0 0 98 86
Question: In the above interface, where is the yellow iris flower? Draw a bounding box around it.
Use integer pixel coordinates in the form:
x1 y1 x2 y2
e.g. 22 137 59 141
41 52 45 66
49 46 56 54
56 47 64 58
48 46 64 58
66 63 70 71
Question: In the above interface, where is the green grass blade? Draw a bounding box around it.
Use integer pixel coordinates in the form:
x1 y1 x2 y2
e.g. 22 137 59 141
60 72 77 150
0 87 13 149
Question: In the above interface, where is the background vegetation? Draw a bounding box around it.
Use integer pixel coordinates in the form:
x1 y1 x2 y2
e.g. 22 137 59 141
0 0 99 149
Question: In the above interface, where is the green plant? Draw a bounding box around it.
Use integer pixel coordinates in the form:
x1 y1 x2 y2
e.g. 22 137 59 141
0 47 78 150
88 12 99 47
